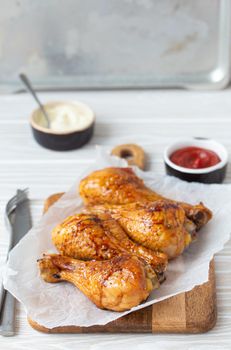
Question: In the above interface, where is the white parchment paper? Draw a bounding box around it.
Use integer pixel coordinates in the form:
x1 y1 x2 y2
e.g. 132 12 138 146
3 147 231 328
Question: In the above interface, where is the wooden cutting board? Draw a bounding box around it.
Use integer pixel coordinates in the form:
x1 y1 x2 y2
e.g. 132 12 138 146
28 144 217 333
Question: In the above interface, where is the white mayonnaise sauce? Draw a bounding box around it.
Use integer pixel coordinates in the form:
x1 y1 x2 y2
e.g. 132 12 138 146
36 102 94 133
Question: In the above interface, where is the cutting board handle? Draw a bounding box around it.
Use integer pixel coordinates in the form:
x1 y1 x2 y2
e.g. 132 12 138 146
111 143 145 169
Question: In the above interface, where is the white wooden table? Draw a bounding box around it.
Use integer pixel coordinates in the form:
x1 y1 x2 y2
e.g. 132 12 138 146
0 90 230 349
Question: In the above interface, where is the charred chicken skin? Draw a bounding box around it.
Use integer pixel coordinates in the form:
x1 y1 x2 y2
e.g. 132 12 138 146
79 167 212 231
52 212 167 275
38 254 158 311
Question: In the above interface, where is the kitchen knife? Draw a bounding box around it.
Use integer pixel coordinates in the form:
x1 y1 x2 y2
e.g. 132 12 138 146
0 189 32 336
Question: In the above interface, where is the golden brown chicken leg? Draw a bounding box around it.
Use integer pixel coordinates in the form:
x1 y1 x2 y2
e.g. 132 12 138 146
79 167 212 230
38 254 158 311
88 200 195 259
52 212 167 275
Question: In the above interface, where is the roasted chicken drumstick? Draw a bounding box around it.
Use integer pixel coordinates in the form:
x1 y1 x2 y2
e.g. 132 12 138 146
52 212 167 275
38 254 158 311
79 167 212 230
88 201 195 259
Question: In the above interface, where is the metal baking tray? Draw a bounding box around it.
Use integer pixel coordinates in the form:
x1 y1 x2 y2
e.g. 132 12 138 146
0 0 230 92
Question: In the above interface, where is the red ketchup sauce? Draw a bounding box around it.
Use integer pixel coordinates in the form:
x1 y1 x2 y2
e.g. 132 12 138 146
170 146 221 169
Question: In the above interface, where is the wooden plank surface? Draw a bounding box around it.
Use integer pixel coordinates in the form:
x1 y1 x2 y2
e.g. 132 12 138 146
0 90 230 349
28 192 216 334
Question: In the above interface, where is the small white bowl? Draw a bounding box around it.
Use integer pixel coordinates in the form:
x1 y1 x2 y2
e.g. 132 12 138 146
164 138 228 183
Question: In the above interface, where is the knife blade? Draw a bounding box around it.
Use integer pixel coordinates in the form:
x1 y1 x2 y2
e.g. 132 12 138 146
0 189 32 336
12 190 32 246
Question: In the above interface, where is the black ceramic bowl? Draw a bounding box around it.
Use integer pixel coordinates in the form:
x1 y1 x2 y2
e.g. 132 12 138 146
30 101 95 151
164 138 228 184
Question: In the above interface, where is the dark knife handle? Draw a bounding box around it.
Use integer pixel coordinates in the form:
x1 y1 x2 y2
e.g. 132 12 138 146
0 291 15 336
0 283 5 314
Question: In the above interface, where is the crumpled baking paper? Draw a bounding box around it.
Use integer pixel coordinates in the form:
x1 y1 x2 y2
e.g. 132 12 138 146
3 147 231 328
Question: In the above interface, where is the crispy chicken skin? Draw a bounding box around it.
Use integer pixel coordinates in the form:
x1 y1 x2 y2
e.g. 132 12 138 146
52 212 167 275
88 201 195 259
79 167 212 230
38 254 158 311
